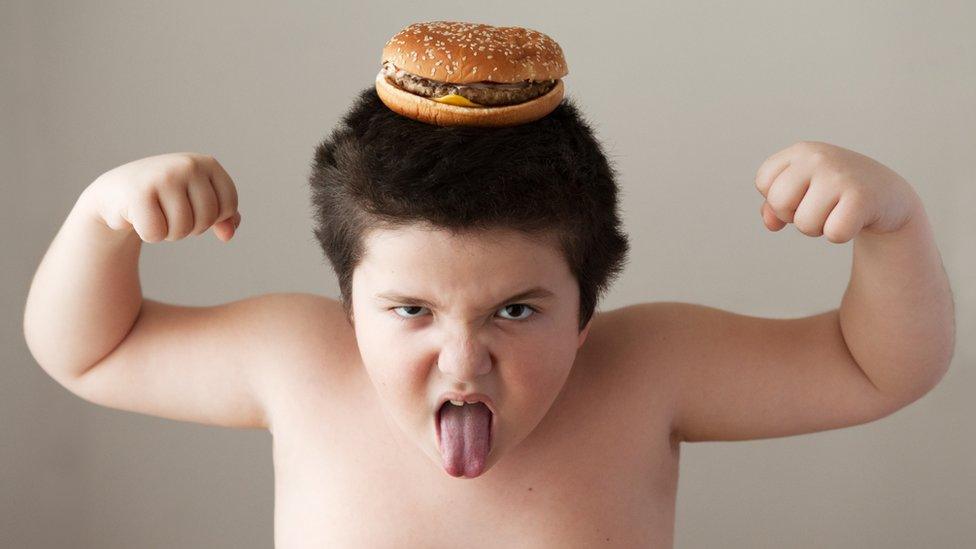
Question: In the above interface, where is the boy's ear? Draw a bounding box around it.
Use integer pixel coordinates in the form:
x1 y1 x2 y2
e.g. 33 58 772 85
577 318 593 349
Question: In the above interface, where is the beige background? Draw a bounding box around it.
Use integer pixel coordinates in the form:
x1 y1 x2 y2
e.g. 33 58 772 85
3 1 973 547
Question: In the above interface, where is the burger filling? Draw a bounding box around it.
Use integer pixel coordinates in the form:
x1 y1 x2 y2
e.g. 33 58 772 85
381 61 557 107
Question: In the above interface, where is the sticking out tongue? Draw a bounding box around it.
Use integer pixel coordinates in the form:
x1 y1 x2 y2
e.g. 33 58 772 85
438 401 492 478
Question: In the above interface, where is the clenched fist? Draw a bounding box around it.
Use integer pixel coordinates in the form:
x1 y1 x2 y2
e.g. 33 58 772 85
84 152 242 243
754 141 921 243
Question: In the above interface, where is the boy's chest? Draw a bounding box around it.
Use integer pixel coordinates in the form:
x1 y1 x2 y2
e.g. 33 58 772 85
271 413 678 548
267 333 681 548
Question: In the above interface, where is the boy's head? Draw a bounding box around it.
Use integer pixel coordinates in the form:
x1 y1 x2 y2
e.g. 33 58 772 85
309 87 629 332
307 87 629 477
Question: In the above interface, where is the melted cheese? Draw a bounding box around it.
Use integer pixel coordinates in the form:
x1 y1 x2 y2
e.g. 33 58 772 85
431 94 483 107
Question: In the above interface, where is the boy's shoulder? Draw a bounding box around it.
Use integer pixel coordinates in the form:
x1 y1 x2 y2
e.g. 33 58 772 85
569 302 696 448
584 301 694 365
247 292 361 427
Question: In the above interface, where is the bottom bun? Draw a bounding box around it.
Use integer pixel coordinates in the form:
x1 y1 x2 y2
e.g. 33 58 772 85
374 72 564 127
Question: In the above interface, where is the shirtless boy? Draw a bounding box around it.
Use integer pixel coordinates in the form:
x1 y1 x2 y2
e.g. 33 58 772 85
23 88 955 547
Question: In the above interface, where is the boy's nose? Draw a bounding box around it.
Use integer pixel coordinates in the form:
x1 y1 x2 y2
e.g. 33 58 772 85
436 334 492 381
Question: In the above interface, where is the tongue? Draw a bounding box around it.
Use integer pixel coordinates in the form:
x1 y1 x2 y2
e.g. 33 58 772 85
438 402 492 478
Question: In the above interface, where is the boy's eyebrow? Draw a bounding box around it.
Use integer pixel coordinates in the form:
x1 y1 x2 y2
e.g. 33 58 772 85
375 286 555 310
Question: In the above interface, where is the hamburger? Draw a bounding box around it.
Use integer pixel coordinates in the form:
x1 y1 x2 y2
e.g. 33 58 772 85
375 21 568 127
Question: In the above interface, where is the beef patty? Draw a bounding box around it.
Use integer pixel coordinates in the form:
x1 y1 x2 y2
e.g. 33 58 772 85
381 61 557 107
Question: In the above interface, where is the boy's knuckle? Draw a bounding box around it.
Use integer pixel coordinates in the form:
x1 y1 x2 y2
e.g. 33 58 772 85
843 188 867 207
795 141 825 159
171 154 201 177
808 149 831 167
157 169 186 191
171 153 193 169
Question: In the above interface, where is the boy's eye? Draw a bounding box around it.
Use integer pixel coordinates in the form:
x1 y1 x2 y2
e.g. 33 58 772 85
498 303 534 320
392 305 427 319
391 304 536 321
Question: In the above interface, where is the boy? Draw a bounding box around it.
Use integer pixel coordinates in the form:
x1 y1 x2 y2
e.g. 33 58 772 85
23 88 955 547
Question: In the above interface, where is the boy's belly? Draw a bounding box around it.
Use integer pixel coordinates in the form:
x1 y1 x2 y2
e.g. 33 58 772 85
268 353 680 547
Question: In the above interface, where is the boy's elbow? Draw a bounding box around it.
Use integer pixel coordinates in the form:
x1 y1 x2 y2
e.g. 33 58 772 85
23 319 84 392
883 359 952 411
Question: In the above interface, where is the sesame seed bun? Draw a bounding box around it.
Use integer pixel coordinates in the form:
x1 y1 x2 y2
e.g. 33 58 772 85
381 21 568 84
376 21 568 127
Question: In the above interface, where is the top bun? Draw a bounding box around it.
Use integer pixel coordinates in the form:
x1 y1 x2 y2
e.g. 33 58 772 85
381 21 568 85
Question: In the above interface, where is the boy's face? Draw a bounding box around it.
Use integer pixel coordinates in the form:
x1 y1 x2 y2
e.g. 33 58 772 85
350 224 591 478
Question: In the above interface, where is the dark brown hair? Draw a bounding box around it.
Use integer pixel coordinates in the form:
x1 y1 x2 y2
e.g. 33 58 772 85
308 87 629 331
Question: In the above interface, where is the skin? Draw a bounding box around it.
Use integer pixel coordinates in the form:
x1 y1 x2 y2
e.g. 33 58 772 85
755 141 955 400
348 224 591 478
22 142 954 547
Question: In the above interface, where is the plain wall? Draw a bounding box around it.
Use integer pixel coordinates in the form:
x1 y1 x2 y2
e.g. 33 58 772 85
2 1 973 547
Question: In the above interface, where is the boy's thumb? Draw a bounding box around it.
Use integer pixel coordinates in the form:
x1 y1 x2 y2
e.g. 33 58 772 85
213 212 240 242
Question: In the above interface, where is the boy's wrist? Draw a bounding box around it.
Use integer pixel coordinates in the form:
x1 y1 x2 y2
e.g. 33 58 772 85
75 181 141 246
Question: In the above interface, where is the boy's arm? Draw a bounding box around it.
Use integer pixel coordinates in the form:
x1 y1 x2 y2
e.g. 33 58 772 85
64 292 349 431
837 195 955 401
24 184 146 387
649 142 955 443
22 155 327 431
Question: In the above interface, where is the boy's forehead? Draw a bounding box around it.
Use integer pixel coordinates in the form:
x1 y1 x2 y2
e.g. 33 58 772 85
358 225 568 285
363 224 559 256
